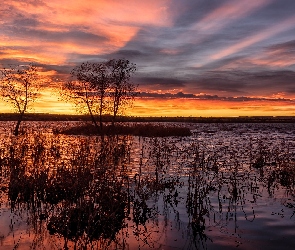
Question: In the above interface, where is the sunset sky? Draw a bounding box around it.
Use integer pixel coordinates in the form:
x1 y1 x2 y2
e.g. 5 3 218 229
1 0 295 116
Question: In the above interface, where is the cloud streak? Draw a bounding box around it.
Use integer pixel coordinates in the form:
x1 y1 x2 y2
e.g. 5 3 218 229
208 15 295 63
138 91 295 103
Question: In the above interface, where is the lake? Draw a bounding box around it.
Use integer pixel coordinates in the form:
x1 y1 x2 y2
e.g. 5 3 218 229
0 121 295 249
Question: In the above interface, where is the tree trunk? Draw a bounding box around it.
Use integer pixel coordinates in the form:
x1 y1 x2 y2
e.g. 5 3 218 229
90 111 100 133
112 100 118 127
14 113 24 136
99 105 103 130
86 100 100 134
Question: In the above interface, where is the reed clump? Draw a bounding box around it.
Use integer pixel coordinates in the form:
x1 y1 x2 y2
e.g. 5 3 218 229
57 123 192 137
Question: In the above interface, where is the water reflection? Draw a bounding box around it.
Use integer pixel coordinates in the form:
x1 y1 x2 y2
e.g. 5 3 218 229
1 122 295 249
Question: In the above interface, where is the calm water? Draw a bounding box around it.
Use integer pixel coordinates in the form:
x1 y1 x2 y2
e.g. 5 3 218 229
0 121 295 249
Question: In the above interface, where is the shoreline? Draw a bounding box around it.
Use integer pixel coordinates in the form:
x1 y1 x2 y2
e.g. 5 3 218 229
1 113 295 123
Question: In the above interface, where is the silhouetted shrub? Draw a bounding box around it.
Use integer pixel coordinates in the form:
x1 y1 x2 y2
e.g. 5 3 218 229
59 123 192 137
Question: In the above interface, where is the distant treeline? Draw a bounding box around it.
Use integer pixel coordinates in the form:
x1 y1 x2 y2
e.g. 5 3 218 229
1 113 295 123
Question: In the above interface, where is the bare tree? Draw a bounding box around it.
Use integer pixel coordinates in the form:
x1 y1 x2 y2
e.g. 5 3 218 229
107 59 137 126
63 62 110 131
62 59 137 132
0 65 40 136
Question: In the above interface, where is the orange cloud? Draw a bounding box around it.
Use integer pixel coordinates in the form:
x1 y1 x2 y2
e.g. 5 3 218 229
27 0 171 27
0 48 65 65
4 0 172 62
0 0 175 71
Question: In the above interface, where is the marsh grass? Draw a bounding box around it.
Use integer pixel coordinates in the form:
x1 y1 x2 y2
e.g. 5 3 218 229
1 131 185 249
56 122 192 137
1 125 295 249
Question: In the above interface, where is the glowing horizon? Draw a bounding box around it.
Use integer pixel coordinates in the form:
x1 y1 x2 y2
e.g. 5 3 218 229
2 94 295 117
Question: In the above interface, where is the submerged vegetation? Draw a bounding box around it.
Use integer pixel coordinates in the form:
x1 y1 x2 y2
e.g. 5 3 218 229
56 122 192 137
1 122 295 249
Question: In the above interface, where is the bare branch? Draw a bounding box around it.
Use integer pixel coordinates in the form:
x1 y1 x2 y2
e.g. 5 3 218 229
0 64 42 135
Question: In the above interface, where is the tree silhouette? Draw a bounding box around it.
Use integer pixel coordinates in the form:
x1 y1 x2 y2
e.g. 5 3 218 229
107 59 137 126
63 62 110 131
62 59 137 131
0 65 40 136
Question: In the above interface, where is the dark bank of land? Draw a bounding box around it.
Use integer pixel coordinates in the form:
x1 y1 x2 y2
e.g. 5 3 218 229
57 123 192 137
1 113 295 123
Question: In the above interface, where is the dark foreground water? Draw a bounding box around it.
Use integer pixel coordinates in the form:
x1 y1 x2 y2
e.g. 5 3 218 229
1 122 295 249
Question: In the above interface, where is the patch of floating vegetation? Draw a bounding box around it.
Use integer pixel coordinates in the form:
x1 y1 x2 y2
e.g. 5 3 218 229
56 123 192 137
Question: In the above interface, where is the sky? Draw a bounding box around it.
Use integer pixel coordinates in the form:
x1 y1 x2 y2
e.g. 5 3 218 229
1 0 295 117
